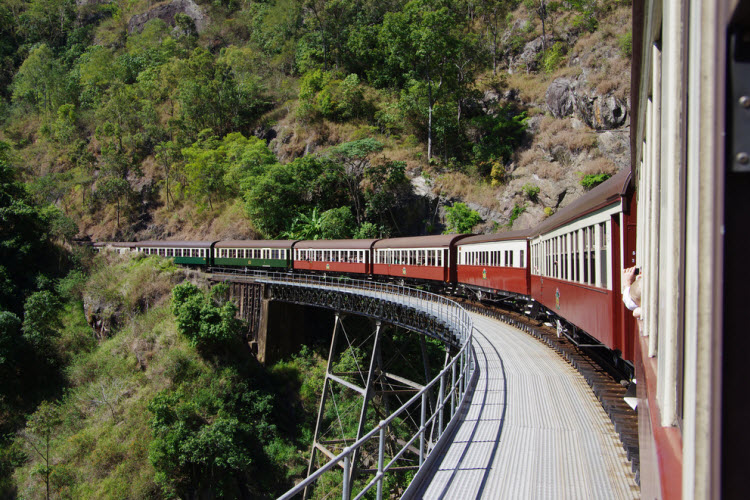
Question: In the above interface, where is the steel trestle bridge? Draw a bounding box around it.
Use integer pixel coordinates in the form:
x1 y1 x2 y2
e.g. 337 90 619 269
210 270 638 499
211 270 476 499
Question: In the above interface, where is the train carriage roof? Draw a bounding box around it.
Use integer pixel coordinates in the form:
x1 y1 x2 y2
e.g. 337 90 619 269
215 240 297 248
457 228 531 245
373 234 469 249
135 240 216 248
530 168 632 237
294 239 379 249
94 242 138 248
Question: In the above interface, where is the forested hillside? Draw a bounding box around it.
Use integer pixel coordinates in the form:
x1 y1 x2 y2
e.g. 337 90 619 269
0 0 632 240
0 0 633 497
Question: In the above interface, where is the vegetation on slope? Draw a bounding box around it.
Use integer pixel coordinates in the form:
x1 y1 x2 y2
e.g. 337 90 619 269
0 0 631 240
5 251 332 498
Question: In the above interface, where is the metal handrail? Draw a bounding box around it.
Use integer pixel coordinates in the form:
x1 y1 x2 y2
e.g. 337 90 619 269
209 269 476 500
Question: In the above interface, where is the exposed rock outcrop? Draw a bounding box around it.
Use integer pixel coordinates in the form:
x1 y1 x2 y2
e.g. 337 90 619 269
545 77 628 130
511 35 554 73
127 0 207 35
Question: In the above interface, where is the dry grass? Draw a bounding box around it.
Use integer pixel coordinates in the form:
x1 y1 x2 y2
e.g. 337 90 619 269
536 117 598 153
518 148 546 169
505 72 552 105
530 160 566 181
587 57 631 100
578 156 619 176
432 172 502 211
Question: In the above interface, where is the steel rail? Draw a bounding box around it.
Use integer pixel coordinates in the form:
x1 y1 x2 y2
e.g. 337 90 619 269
209 269 475 500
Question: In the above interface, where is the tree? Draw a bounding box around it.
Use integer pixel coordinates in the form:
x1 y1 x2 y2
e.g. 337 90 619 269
155 141 180 210
17 0 76 49
171 283 243 352
380 0 464 162
21 291 61 360
180 131 227 210
244 156 343 237
12 44 65 115
175 48 269 140
327 138 384 224
444 202 481 234
478 0 513 74
0 310 21 367
362 160 411 232
21 401 62 500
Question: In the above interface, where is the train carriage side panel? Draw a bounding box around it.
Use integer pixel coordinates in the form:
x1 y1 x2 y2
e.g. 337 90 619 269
456 230 531 297
530 170 631 352
214 240 296 269
372 235 470 283
293 239 378 275
136 241 215 266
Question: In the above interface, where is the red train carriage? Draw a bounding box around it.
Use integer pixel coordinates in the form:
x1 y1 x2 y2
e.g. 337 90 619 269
293 239 378 275
456 229 531 298
529 169 636 361
372 235 469 283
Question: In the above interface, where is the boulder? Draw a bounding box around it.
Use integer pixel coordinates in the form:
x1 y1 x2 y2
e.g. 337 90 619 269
512 35 554 73
576 93 628 130
597 130 631 168
545 77 629 130
545 78 577 119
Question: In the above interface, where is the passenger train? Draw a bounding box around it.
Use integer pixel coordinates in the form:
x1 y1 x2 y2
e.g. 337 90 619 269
96 0 748 496
97 168 636 376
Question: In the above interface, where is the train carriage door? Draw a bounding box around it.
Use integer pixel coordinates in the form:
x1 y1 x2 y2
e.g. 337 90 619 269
444 248 449 282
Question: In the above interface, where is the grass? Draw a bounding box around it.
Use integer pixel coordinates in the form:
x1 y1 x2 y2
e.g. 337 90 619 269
433 172 502 212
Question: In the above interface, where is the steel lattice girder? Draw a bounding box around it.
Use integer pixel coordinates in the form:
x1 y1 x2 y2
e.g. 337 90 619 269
268 284 460 348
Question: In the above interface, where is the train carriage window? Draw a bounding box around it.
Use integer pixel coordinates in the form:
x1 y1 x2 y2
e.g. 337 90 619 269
581 228 589 283
520 249 525 268
573 230 583 283
589 226 597 286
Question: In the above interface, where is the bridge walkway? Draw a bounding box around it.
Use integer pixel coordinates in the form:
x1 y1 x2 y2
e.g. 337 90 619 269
411 312 639 499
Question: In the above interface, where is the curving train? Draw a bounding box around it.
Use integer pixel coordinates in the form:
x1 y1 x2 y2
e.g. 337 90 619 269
96 168 637 371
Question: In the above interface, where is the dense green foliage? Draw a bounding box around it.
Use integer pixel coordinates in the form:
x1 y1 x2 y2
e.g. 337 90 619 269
580 172 612 189
444 202 482 234
5 253 329 498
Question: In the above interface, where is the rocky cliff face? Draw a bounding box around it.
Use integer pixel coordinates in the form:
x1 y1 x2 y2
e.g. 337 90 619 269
546 77 628 130
127 0 207 35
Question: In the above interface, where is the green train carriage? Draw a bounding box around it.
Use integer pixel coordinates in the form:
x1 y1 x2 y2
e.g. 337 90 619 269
134 241 216 266
213 240 296 269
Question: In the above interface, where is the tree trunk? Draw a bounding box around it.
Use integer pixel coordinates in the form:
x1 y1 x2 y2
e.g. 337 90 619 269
427 81 433 163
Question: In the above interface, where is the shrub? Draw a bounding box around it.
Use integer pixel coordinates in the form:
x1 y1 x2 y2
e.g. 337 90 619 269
619 32 633 58
444 203 482 234
522 183 541 202
544 207 555 217
542 42 566 74
508 203 527 227
171 283 243 352
580 172 612 189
